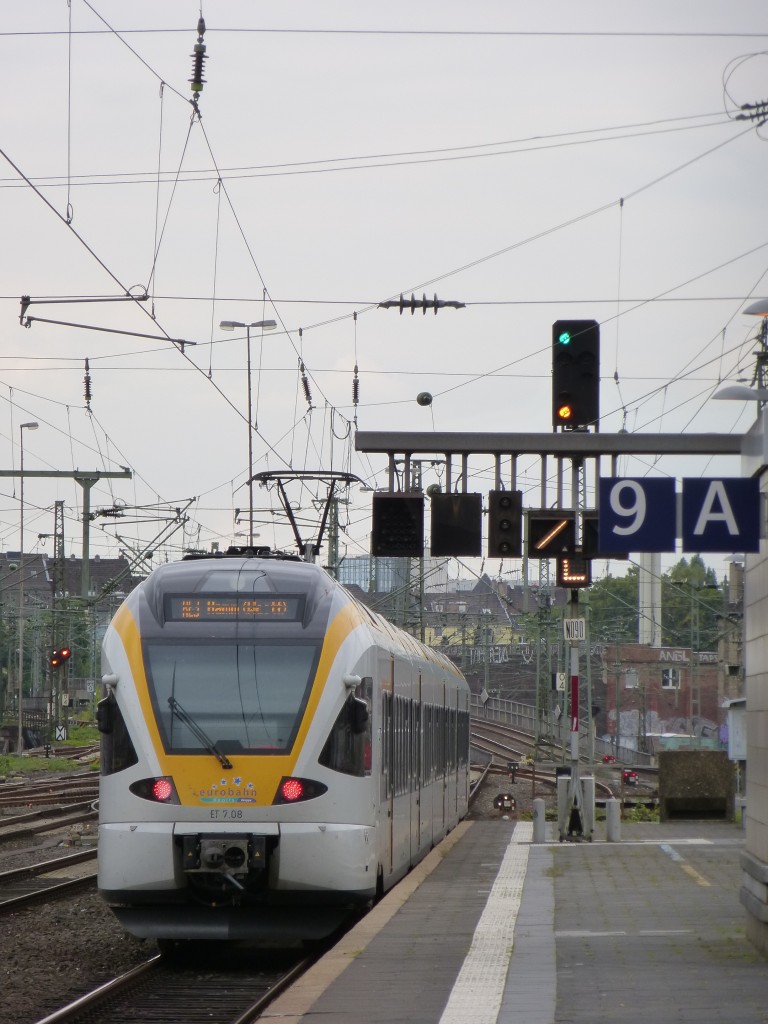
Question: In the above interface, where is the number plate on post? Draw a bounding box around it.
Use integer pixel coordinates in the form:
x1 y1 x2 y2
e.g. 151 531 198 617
563 618 586 641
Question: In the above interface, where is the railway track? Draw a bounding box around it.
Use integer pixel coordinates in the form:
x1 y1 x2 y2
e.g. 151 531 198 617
33 948 316 1024
0 770 99 846
0 770 98 809
472 718 658 785
0 785 99 810
472 719 536 754
0 849 97 914
472 720 617 801
0 802 98 844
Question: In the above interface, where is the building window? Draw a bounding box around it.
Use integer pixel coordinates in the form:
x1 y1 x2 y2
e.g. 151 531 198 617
661 667 681 689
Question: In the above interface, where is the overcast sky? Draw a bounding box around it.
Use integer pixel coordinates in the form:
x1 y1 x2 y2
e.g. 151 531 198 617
1 2 767 584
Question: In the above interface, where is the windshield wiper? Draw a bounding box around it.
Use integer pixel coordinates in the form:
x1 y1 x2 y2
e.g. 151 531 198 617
168 696 233 770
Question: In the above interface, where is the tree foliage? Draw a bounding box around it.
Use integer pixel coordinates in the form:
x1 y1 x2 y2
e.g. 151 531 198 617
586 566 639 644
587 555 724 651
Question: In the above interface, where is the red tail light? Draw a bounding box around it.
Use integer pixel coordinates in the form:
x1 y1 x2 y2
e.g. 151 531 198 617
129 776 180 804
281 778 304 802
273 776 328 805
152 778 174 801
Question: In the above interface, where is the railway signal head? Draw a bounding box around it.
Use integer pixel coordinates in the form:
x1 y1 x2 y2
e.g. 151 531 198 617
527 511 576 558
556 555 592 588
552 319 600 430
487 490 523 559
370 493 425 557
50 646 72 668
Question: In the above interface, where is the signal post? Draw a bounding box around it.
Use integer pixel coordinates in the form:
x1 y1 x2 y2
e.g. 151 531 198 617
357 318 759 848
559 600 595 842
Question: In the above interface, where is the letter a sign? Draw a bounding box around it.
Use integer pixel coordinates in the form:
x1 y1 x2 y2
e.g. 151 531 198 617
681 478 760 553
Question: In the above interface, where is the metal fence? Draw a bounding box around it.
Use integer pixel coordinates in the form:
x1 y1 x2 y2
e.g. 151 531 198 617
470 693 654 767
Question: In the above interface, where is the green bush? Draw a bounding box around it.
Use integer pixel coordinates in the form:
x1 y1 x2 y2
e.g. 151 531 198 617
623 802 660 823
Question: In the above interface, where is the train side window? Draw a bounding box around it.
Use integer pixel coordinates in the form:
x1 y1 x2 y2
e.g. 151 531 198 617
319 684 372 778
409 700 417 790
394 695 402 795
438 706 445 778
382 690 392 799
418 702 423 787
423 704 433 783
98 692 138 776
457 709 469 766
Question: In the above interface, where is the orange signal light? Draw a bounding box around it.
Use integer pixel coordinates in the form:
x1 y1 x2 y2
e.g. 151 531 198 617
557 402 573 421
50 646 72 668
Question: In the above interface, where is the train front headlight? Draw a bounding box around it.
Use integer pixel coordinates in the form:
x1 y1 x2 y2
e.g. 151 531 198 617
129 776 180 804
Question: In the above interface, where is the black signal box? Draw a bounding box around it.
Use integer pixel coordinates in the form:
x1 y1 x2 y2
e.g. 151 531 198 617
487 490 523 558
371 493 424 557
430 493 482 557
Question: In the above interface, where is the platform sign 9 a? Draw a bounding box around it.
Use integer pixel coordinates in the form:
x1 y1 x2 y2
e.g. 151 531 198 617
681 478 760 553
598 478 677 553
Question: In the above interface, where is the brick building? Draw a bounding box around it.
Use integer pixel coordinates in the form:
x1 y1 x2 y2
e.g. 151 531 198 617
602 642 722 752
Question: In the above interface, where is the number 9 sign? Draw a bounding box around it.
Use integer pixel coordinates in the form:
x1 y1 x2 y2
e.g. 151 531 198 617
598 478 677 553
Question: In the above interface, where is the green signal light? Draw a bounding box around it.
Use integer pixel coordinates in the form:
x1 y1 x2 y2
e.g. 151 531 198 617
558 331 571 345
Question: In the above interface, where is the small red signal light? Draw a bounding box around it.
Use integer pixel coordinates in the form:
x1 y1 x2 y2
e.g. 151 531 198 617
280 778 305 802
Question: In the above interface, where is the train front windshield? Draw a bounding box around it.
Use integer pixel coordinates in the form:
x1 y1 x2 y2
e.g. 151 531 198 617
145 642 320 755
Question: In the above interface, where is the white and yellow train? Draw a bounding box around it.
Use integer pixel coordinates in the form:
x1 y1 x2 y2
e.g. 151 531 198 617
97 549 470 943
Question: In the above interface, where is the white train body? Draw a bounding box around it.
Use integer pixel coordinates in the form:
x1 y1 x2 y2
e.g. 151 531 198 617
97 552 470 941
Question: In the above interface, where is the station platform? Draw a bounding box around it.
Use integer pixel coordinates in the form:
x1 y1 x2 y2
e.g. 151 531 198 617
264 817 768 1024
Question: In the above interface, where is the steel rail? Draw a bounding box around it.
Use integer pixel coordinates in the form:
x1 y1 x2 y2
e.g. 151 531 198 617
0 872 96 914
0 805 98 843
32 956 163 1024
0 848 96 885
231 956 315 1024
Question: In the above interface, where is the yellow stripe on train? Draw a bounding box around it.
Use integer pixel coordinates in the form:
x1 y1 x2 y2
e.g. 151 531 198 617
111 599 366 806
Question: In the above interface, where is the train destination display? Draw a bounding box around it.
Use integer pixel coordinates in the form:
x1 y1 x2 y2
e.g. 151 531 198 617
165 595 303 621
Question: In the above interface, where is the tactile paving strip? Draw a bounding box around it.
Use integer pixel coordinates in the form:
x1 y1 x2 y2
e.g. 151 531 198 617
438 822 531 1024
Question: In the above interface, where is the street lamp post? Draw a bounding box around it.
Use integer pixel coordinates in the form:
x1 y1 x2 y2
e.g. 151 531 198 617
219 320 277 546
17 421 39 753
